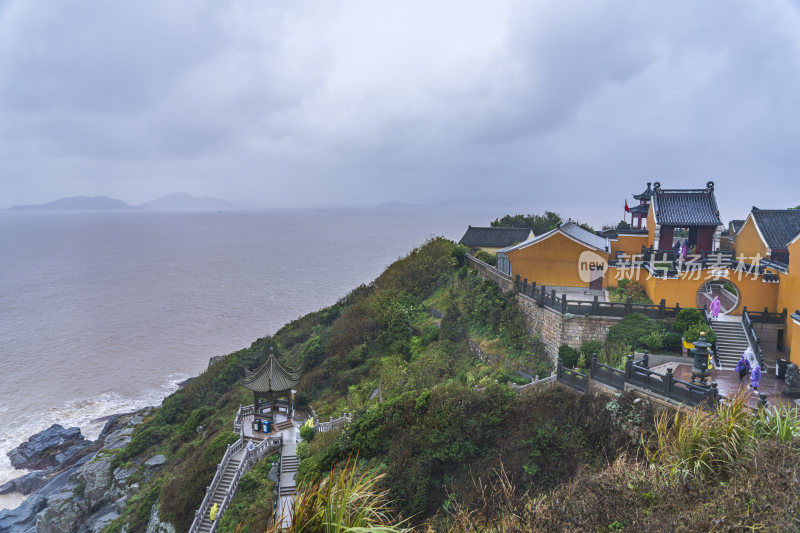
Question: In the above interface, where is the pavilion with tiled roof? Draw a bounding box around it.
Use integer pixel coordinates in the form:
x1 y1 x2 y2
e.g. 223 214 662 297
651 181 723 252
241 348 301 421
626 182 653 229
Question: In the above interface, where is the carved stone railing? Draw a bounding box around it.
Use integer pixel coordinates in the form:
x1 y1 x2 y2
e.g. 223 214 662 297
233 404 255 435
189 435 282 533
315 415 351 433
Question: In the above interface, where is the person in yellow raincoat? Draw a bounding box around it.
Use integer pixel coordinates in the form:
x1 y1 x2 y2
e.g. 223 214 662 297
210 502 218 522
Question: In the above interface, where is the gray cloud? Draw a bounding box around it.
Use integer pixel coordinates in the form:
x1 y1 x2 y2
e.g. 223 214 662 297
1 0 799 221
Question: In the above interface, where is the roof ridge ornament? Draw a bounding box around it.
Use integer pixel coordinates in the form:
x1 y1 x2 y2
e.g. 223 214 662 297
653 182 661 189
706 181 715 190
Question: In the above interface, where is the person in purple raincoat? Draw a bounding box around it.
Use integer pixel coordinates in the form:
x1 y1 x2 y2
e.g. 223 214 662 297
709 296 721 319
750 362 761 392
735 351 751 381
680 241 687 259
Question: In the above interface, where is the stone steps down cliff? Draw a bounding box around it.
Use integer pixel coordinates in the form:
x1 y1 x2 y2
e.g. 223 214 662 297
194 451 246 532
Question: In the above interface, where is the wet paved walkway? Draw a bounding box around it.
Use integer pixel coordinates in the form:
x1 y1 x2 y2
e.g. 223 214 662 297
671 363 799 409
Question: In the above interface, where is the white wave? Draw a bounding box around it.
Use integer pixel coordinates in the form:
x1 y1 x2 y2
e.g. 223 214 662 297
0 373 189 495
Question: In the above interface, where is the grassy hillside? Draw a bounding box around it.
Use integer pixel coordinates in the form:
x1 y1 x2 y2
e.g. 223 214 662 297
105 238 800 532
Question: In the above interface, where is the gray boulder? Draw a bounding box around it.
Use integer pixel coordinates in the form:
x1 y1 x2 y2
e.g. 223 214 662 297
0 470 49 495
144 454 166 468
36 489 86 533
7 424 86 470
72 457 113 512
0 493 46 532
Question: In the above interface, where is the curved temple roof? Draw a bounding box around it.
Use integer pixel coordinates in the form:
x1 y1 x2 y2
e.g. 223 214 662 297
241 353 301 393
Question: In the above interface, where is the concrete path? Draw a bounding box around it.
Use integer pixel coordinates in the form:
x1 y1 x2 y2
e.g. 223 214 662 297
273 416 299 529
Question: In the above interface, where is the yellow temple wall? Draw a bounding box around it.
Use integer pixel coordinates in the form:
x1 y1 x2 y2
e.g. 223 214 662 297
778 239 800 360
507 232 609 288
610 234 649 258
734 217 769 260
790 319 800 366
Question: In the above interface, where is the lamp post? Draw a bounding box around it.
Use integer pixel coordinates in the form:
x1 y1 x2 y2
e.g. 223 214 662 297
691 332 712 385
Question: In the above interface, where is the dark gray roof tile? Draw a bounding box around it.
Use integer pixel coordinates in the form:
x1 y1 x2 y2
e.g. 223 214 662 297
652 183 722 226
459 226 532 248
751 208 800 251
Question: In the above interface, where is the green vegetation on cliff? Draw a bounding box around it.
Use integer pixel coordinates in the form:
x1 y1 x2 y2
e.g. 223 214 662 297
106 237 800 533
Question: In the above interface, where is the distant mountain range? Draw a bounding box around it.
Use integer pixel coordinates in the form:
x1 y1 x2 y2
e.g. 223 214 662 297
8 193 258 211
9 196 138 211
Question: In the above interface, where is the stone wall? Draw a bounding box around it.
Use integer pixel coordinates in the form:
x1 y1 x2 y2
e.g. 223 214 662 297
467 254 619 364
515 293 618 363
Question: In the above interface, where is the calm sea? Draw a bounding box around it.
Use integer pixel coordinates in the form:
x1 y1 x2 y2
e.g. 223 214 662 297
0 206 498 509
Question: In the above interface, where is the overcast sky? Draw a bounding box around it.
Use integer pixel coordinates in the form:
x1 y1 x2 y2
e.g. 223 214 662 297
1 1 799 223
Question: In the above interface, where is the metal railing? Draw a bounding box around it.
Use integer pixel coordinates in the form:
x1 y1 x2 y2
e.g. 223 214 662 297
741 308 765 369
189 435 283 533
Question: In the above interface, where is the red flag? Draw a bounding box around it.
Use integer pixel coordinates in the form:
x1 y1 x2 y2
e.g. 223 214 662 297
624 200 630 213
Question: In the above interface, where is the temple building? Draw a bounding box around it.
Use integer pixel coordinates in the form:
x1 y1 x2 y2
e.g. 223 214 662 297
485 180 800 365
627 181 653 229
497 222 609 289
458 226 534 255
241 348 301 425
734 207 800 265
647 181 723 252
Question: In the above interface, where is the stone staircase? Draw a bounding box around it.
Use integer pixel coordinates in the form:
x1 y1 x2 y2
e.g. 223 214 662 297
275 420 294 431
195 448 245 533
276 454 299 528
712 319 750 370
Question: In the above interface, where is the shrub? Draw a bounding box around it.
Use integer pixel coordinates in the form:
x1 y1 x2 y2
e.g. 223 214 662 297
605 313 663 356
300 421 316 443
673 308 704 334
274 458 408 533
683 325 717 344
475 250 497 266
662 332 683 352
579 340 604 361
451 245 467 266
642 331 664 351
558 345 579 368
623 280 646 300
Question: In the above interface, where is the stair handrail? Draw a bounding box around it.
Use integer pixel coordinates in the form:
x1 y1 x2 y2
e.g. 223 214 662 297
209 435 283 533
741 307 765 369
189 437 246 533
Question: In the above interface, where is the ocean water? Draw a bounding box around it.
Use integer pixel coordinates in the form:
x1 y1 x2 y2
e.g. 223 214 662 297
0 206 498 510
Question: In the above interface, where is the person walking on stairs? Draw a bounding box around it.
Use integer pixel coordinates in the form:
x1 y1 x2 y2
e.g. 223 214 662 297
709 296 721 319
210 502 218 523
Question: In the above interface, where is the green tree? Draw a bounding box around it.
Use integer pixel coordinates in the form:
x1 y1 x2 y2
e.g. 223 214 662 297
491 212 563 235
616 220 631 230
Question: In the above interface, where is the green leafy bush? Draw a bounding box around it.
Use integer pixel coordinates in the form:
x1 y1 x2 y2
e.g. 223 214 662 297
558 345 579 368
604 313 664 366
475 250 497 266
643 331 664 351
673 308 705 334
579 340 604 362
663 332 683 352
300 423 316 443
683 325 717 344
